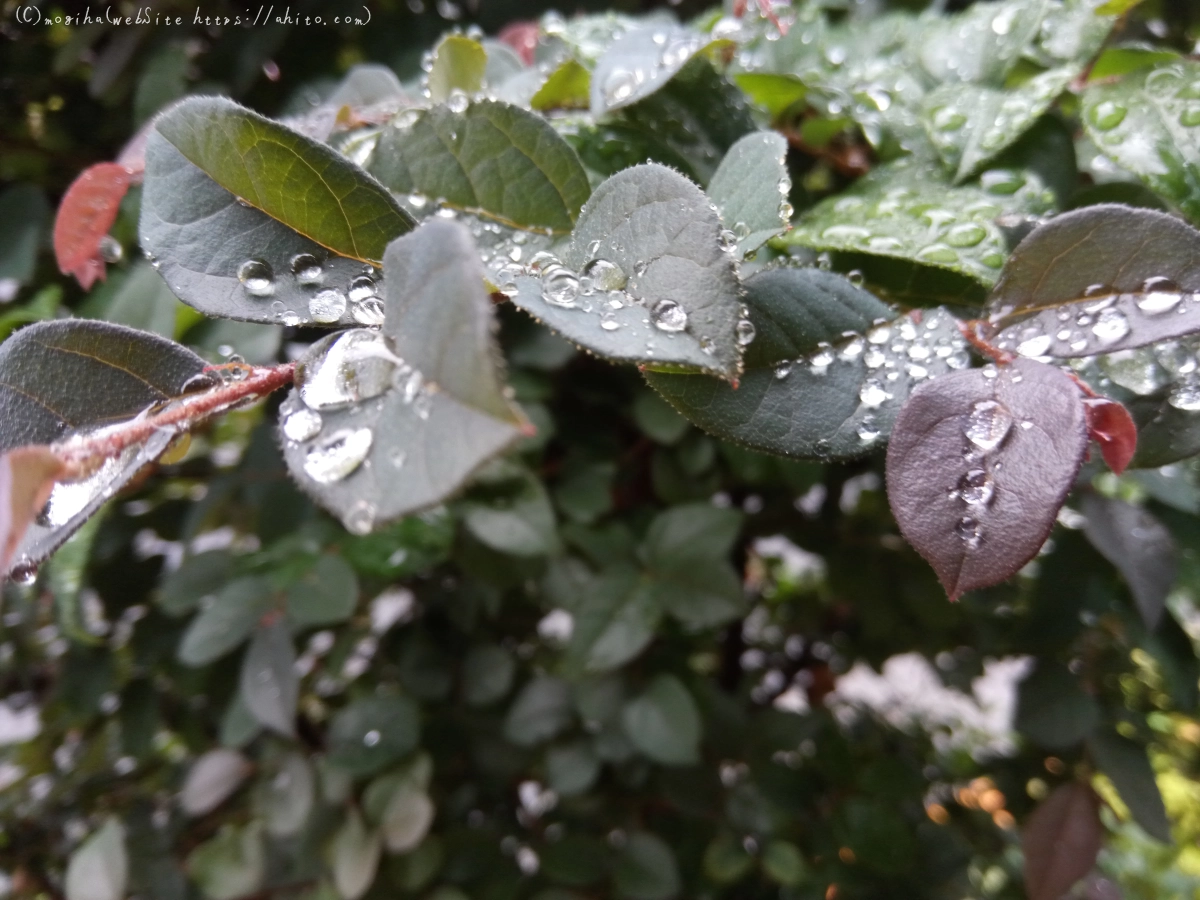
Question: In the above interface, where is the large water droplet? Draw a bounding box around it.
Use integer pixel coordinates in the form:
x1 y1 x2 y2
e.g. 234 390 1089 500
1091 307 1130 344
363 729 382 747
351 298 386 327
945 223 986 248
582 258 626 292
446 89 470 114
38 453 126 528
958 469 995 507
309 289 347 324
290 254 323 285
735 319 756 346
651 300 688 332
97 235 123 264
856 416 880 443
541 265 580 307
1136 277 1183 314
964 399 1013 452
297 330 398 410
858 379 891 409
603 68 637 105
955 515 982 549
303 427 373 484
238 259 275 297
348 274 377 304
343 500 376 536
718 229 738 253
1016 333 1052 357
1168 375 1200 411
1089 99 1127 131
282 407 323 442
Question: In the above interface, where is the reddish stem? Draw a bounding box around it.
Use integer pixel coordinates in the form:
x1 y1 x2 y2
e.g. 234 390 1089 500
957 320 1014 366
51 362 296 477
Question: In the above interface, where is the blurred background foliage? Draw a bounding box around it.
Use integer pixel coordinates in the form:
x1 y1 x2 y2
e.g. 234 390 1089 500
3 1 1200 899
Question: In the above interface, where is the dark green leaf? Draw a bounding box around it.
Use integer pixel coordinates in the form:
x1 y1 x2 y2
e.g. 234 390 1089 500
462 644 516 707
177 577 275 667
546 741 601 796
285 554 359 627
565 565 661 674
1016 661 1102 749
507 163 744 380
988 205 1200 358
186 822 265 900
0 184 50 292
372 100 590 234
463 463 561 557
65 818 127 900
240 620 298 737
621 674 700 766
256 751 314 837
1087 728 1171 842
328 695 421 776
613 832 681 900
504 676 573 746
707 131 790 257
1080 494 1176 629
141 95 414 325
158 551 234 617
761 840 807 887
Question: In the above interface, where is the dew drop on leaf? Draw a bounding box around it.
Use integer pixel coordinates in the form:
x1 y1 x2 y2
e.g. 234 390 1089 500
348 275 377 303
351 298 386 327
963 399 1013 452
1168 375 1200 411
238 259 275 297
1136 277 1183 314
582 258 626 292
735 319 756 346
858 379 891 409
718 230 738 253
297 330 397 410
541 265 580 308
651 300 688 333
363 729 381 747
1091 308 1130 344
282 408 323 442
446 89 470 114
1016 334 1052 357
958 469 995 507
97 235 123 264
343 500 376 536
303 427 373 484
309 289 347 324
604 68 637 105
1088 99 1127 131
290 253 323 285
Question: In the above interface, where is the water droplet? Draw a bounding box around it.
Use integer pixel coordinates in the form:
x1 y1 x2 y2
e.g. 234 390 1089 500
946 223 987 248
348 274 377 303
363 729 381 747
97 235 123 264
1137 276 1183 314
980 170 1025 195
600 319 620 331
1091 307 1130 344
297 330 398 409
309 289 347 324
343 500 376 536
856 416 880 443
735 319 756 346
238 259 275 297
774 361 793 380
1168 375 1200 411
1088 99 1127 131
954 516 982 549
446 89 470 114
290 253 323 285
651 300 688 332
932 107 966 131
847 270 865 288
1180 104 1200 127
303 427 373 484
351 298 386 326
540 265 580 307
10 561 37 585
858 379 891 409
282 407 323 442
582 258 626 292
958 469 995 507
917 244 958 264
964 399 1013 452
603 68 637 105
1016 334 1052 357
718 229 738 253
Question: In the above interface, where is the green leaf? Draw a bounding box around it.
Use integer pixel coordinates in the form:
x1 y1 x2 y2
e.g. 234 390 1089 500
632 391 688 445
80 261 183 339
621 674 701 766
280 219 526 533
565 564 662 674
1081 61 1200 223
702 833 754 884
1080 494 1177 629
987 205 1200 359
178 577 275 667
372 100 591 234
531 59 591 111
328 695 421 776
761 840 807 887
504 676 573 746
463 463 561 557
507 163 744 380
733 73 807 120
285 554 359 627
65 818 127 900
255 751 314 837
1090 45 1181 81
428 35 487 103
783 158 1055 287
1087 729 1171 842
181 749 251 817
331 809 381 900
462 644 516 707
381 781 436 853
647 270 967 460
613 832 681 900
140 95 415 326
591 25 711 116
707 131 791 256
0 184 49 291
186 822 265 900
158 551 234 617
546 741 601 796
922 69 1076 183
1016 661 1102 749
240 620 298 737
915 0 1049 86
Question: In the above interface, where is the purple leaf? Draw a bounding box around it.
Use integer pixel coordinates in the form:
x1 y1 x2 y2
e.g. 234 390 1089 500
1023 782 1104 900
886 359 1088 599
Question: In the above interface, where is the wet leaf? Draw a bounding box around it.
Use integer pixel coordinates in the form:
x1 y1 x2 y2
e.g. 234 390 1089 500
177 577 275 667
1080 493 1176 630
915 0 1048 86
507 163 744 380
621 674 701 766
783 158 1056 287
988 205 1200 358
566 565 661 674
922 69 1076 183
81 261 184 339
885 358 1088 599
327 695 420 776
187 822 265 900
505 676 573 746
531 58 591 111
591 25 712 116
546 741 601 796
462 644 516 706
1016 660 1102 748
1087 728 1172 842
0 446 65 576
613 831 682 900
332 810 382 900
647 270 966 461
642 503 744 629
732 73 807 120
1081 61 1200 223
54 163 133 290
65 818 127 900
1022 782 1103 900
285 554 359 627
141 95 415 326
428 35 487 103
707 131 790 257
181 749 252 817
462 463 561 557
240 620 298 737
372 99 591 234
1084 397 1138 475
256 751 315 838
280 219 526 533
157 550 234 617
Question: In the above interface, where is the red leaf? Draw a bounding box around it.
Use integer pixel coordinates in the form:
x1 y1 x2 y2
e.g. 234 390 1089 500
1084 397 1137 475
1023 782 1104 900
498 21 538 66
1 446 65 576
53 162 133 290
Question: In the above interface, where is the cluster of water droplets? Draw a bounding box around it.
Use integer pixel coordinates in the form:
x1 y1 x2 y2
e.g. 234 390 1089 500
230 253 385 327
926 69 1067 161
599 27 707 109
1067 333 1200 413
994 277 1200 360
949 392 1018 550
770 307 969 447
1087 66 1200 144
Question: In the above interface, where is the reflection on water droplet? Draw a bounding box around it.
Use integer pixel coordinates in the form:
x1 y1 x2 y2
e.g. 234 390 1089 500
1137 276 1183 314
541 265 579 307
604 68 637 105
964 399 1013 452
858 379 891 409
10 562 37 585
1091 307 1129 343
343 500 376 535
1016 333 1051 357
352 298 386 326
774 361 793 380
298 330 398 409
238 259 275 296
290 253 323 285
283 407 323 442
446 89 470 114
39 453 126 528
363 729 381 746
718 229 738 253
980 170 1025 195
582 258 626 292
958 469 994 507
98 235 123 264
304 427 373 484
735 319 756 346
1089 99 1127 131
600 319 620 331
856 416 879 443
955 516 982 549
348 275 377 303
651 300 688 332
1168 375 1200 411
309 289 347 323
